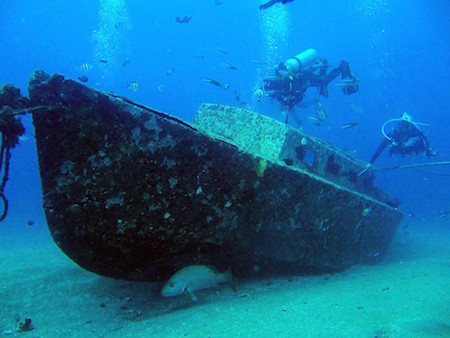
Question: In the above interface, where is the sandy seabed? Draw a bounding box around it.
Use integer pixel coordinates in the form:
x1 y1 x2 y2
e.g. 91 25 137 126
1 220 449 338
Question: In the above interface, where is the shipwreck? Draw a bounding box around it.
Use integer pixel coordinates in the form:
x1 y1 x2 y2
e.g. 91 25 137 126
0 71 402 281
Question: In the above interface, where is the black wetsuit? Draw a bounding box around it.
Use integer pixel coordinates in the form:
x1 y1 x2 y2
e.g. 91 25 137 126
260 0 295 10
263 60 357 111
369 120 432 165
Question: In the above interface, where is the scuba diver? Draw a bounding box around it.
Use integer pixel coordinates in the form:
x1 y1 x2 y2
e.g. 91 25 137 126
261 48 359 124
260 0 295 10
368 112 436 166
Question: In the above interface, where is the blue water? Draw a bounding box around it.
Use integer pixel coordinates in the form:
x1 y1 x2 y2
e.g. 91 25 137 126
1 1 449 239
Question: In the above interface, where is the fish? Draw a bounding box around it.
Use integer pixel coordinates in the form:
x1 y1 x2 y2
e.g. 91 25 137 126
175 16 191 24
438 211 449 218
254 87 264 102
315 101 327 121
215 0 224 5
260 0 295 10
221 82 230 90
251 58 268 65
165 67 175 76
217 47 230 55
307 116 323 126
234 90 240 102
128 81 140 91
310 60 330 71
157 84 165 93
306 101 327 125
344 149 358 155
122 59 130 67
161 265 234 301
203 78 222 87
78 75 88 83
18 135 31 142
79 63 93 72
349 102 364 113
403 136 421 148
335 77 360 89
196 53 205 59
98 59 108 64
341 122 360 129
221 62 238 70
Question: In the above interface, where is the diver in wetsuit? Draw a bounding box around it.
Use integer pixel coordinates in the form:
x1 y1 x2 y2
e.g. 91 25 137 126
260 0 295 10
368 112 436 166
261 48 359 124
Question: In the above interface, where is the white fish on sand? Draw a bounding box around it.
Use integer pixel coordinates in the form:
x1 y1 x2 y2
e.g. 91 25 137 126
161 265 234 301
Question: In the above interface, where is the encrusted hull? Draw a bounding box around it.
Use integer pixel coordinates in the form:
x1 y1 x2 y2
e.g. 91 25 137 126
25 71 401 281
